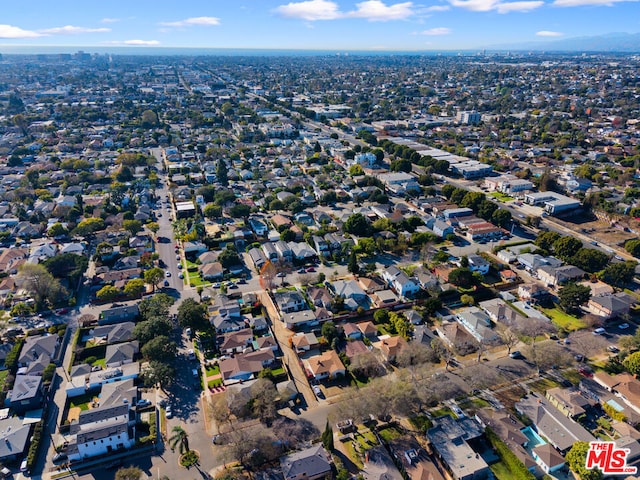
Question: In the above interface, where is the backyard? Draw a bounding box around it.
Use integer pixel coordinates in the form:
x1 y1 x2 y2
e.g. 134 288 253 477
540 307 587 331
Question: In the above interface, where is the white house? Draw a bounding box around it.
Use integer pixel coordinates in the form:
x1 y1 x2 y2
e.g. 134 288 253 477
381 266 420 297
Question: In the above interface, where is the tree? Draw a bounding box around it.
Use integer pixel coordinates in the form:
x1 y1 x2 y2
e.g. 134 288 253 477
623 351 640 375
497 327 519 354
203 204 223 219
343 213 371 236
571 248 610 273
147 222 159 235
115 466 144 480
230 203 251 219
47 222 68 238
423 297 442 316
373 309 389 325
123 278 146 297
250 378 278 425
177 298 209 331
96 285 120 301
43 253 88 285
535 231 561 252
142 335 177 362
321 421 334 451
624 239 640 258
217 159 229 187
138 293 174 320
566 442 603 480
73 217 105 237
599 261 636 287
134 317 173 344
123 219 143 236
321 321 338 345
17 263 67 307
347 251 359 275
553 236 583 262
218 245 241 269
558 283 591 313
169 425 190 454
144 267 165 292
491 209 512 228
141 109 159 128
142 360 175 389
448 267 476 288
350 352 385 379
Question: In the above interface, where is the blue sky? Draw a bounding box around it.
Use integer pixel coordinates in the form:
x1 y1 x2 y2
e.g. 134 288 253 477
1 0 639 51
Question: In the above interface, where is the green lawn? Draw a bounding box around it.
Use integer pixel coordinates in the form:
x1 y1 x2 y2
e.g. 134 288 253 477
208 378 223 388
541 307 587 331
377 426 403 443
431 406 457 419
70 393 94 411
0 369 8 387
408 415 433 432
490 192 513 202
92 358 106 368
561 369 583 385
340 439 364 469
528 377 561 394
490 461 522 480
205 364 220 377
187 270 210 287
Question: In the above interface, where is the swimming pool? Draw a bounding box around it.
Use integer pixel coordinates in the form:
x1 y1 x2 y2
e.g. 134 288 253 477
521 426 547 449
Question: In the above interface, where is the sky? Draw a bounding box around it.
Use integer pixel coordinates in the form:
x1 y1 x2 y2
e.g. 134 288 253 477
0 0 639 51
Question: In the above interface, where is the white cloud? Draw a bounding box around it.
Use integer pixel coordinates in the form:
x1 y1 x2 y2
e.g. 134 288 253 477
420 27 451 34
448 0 543 11
0 24 42 38
554 0 637 5
101 18 121 24
123 39 160 46
275 0 414 21
536 30 563 36
160 16 221 27
274 0 342 20
496 0 544 11
349 1 415 21
40 25 111 35
425 4 451 10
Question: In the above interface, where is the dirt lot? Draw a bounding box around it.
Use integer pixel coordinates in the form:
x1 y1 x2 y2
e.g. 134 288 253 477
555 217 638 247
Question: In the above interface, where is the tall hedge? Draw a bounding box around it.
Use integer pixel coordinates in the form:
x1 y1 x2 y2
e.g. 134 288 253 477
485 427 536 480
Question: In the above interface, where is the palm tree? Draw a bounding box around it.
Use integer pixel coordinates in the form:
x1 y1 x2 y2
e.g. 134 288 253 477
169 425 190 454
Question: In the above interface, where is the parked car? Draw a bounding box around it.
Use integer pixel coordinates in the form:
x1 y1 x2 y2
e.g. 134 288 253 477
53 452 68 464
188 349 196 360
509 351 523 359
165 271 171 277
164 280 170 287
593 327 606 335
165 405 173 418
178 272 184 279
136 399 152 408
618 323 630 330
313 385 323 398
276 272 286 277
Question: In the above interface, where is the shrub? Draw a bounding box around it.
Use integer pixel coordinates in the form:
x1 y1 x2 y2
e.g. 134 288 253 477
485 427 536 480
26 421 43 470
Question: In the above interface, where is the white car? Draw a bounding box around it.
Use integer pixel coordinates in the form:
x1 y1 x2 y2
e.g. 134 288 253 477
165 405 173 418
619 323 630 330
165 271 171 277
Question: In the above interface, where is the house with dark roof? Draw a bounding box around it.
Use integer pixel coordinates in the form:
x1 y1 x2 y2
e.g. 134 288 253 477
274 290 307 314
105 341 139 368
219 328 254 354
99 304 139 325
18 334 58 367
588 292 634 320
0 417 32 462
387 436 446 480
280 444 333 480
7 375 43 414
87 322 135 345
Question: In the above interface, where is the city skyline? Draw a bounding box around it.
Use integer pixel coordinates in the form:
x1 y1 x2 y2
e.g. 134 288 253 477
1 0 639 52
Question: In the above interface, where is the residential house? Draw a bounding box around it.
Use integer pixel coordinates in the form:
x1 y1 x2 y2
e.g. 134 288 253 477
275 240 293 261
344 340 369 360
455 307 499 344
467 255 490 275
357 322 378 339
379 336 407 362
515 393 595 453
387 436 446 480
283 309 318 330
362 445 404 480
436 321 477 355
304 350 346 380
312 236 330 257
372 289 399 308
219 328 254 354
545 387 592 419
6 375 43 414
537 265 586 287
478 299 527 329
219 349 275 382
532 444 565 475
593 372 640 416
248 247 267 269
358 276 387 294
343 323 362 340
262 242 279 262
104 341 139 368
588 292 634 320
474 409 537 475
517 283 548 302
307 287 333 309
427 415 489 480
200 262 224 280
66 403 135 461
292 332 319 353
381 266 420 297
18 335 58 367
0 417 32 463
332 279 368 303
280 444 333 480
274 290 307 314
99 304 139 325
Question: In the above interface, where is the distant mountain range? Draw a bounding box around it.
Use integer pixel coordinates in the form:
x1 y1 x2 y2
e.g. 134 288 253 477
488 32 640 53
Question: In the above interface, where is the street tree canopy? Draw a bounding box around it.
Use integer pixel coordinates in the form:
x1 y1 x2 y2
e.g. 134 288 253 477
177 298 209 331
